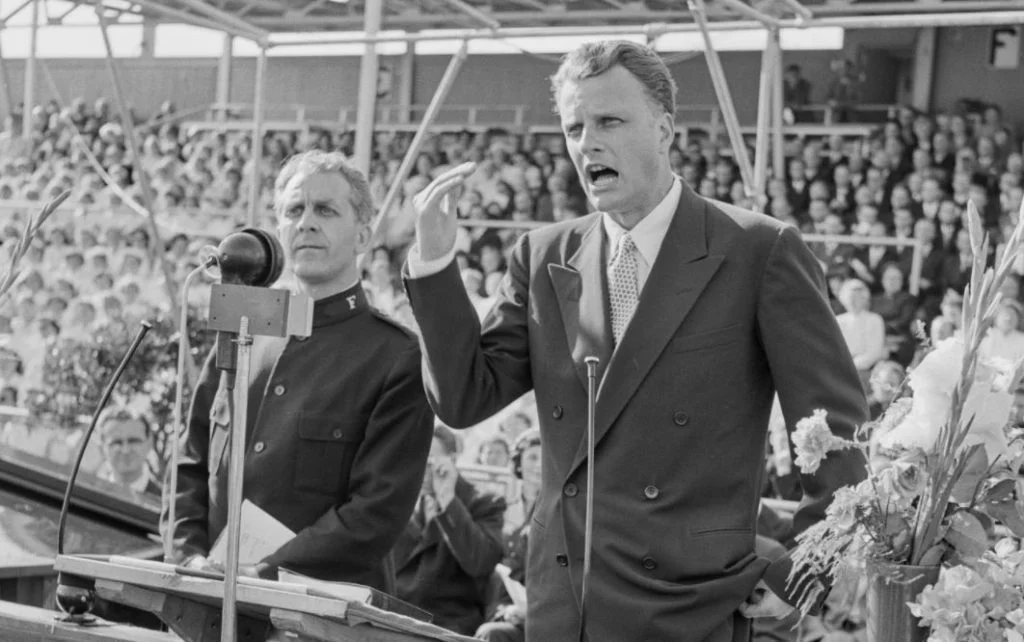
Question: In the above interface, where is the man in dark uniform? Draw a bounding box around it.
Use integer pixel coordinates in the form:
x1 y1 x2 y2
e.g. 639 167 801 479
162 150 434 591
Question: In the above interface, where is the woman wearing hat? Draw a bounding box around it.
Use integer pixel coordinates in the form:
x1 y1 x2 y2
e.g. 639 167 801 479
476 428 541 642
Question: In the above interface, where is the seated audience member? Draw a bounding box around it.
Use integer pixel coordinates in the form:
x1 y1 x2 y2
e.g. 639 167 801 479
940 229 974 294
871 263 918 366
476 429 541 642
394 425 506 635
980 299 1024 363
476 437 512 468
850 221 897 293
95 406 161 496
868 361 905 420
836 278 887 390
943 287 965 324
461 267 495 322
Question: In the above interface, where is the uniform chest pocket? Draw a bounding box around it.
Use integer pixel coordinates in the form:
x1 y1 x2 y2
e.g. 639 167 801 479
294 413 364 496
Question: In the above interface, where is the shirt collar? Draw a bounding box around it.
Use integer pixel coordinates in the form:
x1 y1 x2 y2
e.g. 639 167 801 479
602 177 681 266
313 281 368 328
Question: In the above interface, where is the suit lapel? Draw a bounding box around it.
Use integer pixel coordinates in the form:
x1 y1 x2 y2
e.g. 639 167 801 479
570 186 725 475
549 215 613 392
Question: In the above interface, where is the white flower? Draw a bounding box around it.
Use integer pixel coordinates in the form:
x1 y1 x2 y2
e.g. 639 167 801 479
792 409 841 475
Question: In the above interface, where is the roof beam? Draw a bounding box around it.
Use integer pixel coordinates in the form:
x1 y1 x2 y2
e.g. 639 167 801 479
168 0 269 44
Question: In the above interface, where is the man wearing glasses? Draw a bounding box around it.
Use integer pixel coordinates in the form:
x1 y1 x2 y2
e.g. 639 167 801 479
96 406 161 496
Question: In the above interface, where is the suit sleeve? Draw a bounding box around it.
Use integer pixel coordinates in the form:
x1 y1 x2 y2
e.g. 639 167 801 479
755 225 869 608
261 343 433 573
403 235 533 428
434 488 507 578
161 349 219 563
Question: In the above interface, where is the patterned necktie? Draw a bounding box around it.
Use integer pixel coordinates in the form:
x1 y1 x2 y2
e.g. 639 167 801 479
609 233 639 344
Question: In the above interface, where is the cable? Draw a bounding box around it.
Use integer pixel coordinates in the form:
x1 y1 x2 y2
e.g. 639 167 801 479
57 321 153 555
164 260 216 559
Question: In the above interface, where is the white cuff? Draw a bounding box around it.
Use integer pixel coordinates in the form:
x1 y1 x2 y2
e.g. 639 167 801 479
407 243 457 279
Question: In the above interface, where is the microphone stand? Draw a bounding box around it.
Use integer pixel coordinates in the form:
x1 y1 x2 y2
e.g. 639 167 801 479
220 316 253 642
579 357 599 642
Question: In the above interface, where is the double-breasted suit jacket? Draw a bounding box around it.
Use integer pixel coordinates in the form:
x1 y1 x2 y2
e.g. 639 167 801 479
406 182 868 641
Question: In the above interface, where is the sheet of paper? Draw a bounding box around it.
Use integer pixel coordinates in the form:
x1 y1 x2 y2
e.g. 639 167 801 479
209 499 295 566
494 563 527 612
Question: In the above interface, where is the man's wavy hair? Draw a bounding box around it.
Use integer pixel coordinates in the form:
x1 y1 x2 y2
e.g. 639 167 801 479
274 150 374 225
550 40 677 118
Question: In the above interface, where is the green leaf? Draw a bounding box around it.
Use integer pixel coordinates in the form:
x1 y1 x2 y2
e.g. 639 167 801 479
945 510 989 559
917 544 947 567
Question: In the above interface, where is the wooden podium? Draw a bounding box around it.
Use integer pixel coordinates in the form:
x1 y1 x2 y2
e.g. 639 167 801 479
53 555 479 642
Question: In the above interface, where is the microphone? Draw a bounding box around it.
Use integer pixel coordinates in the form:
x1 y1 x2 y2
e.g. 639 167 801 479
207 228 286 372
213 228 284 287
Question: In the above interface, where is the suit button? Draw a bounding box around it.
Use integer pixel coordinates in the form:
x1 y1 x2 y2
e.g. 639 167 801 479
556 554 569 567
673 411 689 427
273 384 286 396
331 428 343 439
552 405 563 420
563 483 578 497
641 556 657 571
253 441 265 453
643 485 660 500
295 335 308 342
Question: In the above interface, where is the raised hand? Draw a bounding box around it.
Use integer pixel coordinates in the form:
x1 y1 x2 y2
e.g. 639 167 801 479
412 162 476 262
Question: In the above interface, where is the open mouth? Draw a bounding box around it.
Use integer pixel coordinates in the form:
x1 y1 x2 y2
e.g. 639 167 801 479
586 163 619 189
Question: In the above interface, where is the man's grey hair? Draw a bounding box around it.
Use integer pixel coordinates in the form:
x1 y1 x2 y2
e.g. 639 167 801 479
274 150 375 225
550 40 677 117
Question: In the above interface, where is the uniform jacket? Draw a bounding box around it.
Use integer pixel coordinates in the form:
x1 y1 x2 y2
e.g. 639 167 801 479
405 182 868 642
163 285 434 591
393 476 506 635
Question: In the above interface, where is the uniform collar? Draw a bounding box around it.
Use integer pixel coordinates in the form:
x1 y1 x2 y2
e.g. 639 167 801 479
313 282 368 328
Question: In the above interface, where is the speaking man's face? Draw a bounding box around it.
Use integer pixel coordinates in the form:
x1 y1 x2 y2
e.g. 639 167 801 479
558 65 673 223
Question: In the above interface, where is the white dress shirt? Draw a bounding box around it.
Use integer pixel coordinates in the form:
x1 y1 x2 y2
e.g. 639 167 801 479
408 177 682 288
836 310 886 371
601 178 681 296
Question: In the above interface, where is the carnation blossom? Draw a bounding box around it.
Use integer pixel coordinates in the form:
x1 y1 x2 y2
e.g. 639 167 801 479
792 409 844 475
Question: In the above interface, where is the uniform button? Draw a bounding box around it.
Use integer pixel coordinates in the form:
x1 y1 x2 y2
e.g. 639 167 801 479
563 483 578 497
641 556 657 571
643 485 660 500
552 405 564 420
273 384 286 396
673 411 689 427
253 441 265 453
331 428 343 439
556 554 569 567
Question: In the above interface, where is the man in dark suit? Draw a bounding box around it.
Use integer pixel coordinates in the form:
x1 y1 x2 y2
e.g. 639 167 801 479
404 41 867 641
164 151 434 590
393 425 506 635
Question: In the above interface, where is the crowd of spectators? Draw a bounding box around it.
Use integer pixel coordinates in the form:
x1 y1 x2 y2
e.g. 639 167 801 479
5 91 1024 638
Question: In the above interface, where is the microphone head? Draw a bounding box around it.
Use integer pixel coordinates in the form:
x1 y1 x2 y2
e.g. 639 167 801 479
216 228 284 287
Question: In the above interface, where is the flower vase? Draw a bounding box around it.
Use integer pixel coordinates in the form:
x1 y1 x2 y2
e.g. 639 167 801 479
865 562 940 642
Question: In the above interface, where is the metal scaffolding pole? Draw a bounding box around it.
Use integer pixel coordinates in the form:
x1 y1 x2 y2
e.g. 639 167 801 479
95 8 183 326
247 48 267 228
353 0 383 177
21 0 37 142
752 27 777 207
688 0 755 193
267 10 1024 46
216 33 234 122
771 28 785 183
374 41 470 238
0 32 14 119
